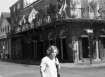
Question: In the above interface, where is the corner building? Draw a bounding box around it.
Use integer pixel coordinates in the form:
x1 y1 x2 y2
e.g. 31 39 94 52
10 0 105 63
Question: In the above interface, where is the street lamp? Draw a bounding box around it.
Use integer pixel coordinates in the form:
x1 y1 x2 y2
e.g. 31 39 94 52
86 29 93 64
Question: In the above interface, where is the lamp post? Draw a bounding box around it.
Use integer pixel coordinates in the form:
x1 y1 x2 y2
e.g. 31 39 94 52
86 29 93 64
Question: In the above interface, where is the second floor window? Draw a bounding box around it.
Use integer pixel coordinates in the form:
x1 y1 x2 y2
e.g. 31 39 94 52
1 28 2 33
45 4 49 15
14 7 15 12
5 27 6 32
3 28 4 32
58 4 62 10
8 26 9 32
57 0 62 2
17 3 20 9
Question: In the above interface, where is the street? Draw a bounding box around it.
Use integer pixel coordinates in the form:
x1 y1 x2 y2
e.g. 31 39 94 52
0 61 105 77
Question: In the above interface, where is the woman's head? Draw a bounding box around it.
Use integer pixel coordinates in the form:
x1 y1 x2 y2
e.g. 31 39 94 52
46 45 59 58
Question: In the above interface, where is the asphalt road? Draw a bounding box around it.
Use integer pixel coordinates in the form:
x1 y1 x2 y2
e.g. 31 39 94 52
0 61 105 77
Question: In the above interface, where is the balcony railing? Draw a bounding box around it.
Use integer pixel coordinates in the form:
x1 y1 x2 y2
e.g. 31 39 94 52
13 7 105 34
0 32 7 39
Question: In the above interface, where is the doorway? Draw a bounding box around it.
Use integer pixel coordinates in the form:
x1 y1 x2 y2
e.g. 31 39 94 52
38 41 44 59
61 38 67 60
49 39 53 46
82 37 89 58
21 39 26 59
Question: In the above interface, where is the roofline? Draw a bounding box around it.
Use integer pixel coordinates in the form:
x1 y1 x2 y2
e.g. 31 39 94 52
9 0 19 9
1 12 10 18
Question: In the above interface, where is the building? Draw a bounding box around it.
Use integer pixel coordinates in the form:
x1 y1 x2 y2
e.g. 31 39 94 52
10 0 23 59
0 12 11 59
9 0 105 63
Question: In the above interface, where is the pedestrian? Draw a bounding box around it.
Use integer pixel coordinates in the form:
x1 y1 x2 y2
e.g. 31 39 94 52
1 51 3 59
40 45 60 77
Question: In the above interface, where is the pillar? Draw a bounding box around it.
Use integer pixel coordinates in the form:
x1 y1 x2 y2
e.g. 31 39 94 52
74 41 79 63
95 37 100 61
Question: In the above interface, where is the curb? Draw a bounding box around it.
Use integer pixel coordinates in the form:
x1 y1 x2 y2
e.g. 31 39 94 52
60 63 105 68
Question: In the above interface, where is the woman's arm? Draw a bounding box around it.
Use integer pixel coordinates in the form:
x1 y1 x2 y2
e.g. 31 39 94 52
40 66 46 77
40 58 46 77
55 58 61 69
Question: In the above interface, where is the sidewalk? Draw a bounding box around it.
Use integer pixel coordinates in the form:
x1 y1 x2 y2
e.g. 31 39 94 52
1 59 105 68
60 60 105 68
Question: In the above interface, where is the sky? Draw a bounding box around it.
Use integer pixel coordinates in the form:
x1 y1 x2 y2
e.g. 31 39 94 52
0 0 18 14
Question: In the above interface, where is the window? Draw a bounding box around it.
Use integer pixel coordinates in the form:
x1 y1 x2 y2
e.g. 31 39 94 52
17 3 20 9
6 42 7 50
8 26 9 31
14 6 15 12
57 0 62 2
58 4 62 9
23 0 37 8
5 27 6 32
3 28 4 32
45 4 49 14
1 29 2 33
8 41 9 51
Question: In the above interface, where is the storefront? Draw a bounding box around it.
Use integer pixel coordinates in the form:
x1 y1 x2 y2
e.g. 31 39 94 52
11 19 105 63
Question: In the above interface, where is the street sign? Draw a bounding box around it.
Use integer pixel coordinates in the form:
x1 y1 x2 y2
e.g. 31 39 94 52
86 29 93 33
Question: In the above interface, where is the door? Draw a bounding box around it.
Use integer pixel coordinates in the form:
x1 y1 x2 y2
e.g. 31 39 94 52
21 39 26 59
82 37 89 58
56 38 61 60
49 39 53 46
99 37 105 59
61 38 67 60
33 41 37 59
38 41 44 59
78 37 83 60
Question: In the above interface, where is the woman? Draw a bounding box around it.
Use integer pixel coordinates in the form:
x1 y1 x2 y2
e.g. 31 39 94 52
40 45 60 77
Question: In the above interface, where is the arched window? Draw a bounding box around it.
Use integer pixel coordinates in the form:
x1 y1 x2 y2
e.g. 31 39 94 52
60 29 66 37
48 32 52 39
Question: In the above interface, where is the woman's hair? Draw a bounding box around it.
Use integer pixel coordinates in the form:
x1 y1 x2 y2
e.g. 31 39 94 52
46 45 59 55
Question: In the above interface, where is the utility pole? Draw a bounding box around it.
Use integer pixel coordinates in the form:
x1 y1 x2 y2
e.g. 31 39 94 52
86 29 93 64
88 34 92 64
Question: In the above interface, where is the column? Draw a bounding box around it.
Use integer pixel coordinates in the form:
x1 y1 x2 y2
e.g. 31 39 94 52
95 37 100 61
75 41 79 63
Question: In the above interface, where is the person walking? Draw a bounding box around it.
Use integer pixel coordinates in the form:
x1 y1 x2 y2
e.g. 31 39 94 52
40 45 60 77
